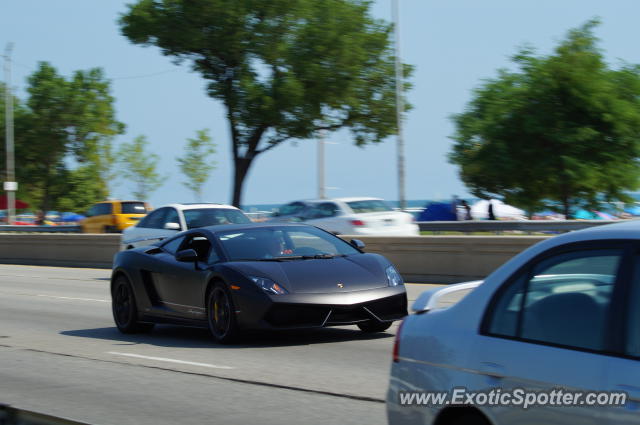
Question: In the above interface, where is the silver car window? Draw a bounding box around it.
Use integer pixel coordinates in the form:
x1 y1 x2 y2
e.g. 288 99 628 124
488 249 622 352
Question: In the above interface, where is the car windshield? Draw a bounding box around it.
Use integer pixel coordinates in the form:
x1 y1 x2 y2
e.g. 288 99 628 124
121 202 147 214
217 226 360 261
184 208 251 229
346 200 393 213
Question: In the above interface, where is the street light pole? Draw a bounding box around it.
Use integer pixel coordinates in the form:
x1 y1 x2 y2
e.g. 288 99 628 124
392 0 406 211
4 43 16 225
317 131 326 199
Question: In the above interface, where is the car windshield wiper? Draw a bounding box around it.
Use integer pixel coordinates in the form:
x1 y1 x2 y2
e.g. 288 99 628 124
301 254 346 259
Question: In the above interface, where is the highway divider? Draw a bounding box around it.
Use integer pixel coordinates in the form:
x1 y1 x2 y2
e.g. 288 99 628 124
345 235 547 283
0 234 548 283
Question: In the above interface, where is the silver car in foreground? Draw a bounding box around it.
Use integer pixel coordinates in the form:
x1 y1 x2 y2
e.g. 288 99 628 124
387 220 640 425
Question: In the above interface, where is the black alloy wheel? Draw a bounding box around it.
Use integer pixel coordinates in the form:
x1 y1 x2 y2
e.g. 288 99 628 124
207 284 239 343
112 275 153 333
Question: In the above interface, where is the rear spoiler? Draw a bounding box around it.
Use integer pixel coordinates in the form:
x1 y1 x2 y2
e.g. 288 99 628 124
411 280 483 314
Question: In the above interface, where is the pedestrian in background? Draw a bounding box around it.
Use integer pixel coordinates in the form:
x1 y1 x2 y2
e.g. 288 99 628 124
35 211 45 226
461 200 472 220
488 201 496 220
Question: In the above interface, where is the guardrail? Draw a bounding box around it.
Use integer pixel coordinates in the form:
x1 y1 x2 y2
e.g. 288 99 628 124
0 404 89 425
0 225 81 233
417 219 621 233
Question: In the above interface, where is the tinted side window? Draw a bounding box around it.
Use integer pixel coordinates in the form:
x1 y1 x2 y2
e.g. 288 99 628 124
278 202 306 216
317 202 339 217
303 203 339 219
94 203 112 216
183 234 212 262
162 236 185 255
183 208 250 229
138 208 167 229
487 249 622 352
164 208 180 228
121 202 147 214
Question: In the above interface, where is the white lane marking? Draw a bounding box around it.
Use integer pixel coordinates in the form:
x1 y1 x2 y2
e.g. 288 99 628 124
108 352 234 370
36 294 109 303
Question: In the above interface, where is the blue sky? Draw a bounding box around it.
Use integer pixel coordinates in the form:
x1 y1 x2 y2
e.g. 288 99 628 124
2 0 639 208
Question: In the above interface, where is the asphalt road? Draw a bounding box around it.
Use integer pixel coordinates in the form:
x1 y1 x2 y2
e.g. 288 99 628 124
0 264 441 425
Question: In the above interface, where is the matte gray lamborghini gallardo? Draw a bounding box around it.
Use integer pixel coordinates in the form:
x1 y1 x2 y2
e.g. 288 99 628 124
111 223 408 343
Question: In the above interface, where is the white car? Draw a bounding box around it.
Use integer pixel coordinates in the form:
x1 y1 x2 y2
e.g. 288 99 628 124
387 220 640 425
120 203 251 250
270 197 419 236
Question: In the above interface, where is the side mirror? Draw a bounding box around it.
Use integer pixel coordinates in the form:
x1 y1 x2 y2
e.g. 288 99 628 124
350 239 365 250
176 249 198 262
164 222 180 231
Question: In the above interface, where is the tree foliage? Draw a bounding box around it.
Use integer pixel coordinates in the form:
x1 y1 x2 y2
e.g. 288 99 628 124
177 129 216 202
449 20 640 217
118 135 165 201
0 63 124 212
119 0 412 206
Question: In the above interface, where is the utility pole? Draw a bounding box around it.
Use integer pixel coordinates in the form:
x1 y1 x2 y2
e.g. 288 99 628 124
392 0 407 211
4 43 16 225
317 132 326 199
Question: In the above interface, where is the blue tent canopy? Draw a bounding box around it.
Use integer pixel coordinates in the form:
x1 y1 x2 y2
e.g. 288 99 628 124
418 202 457 221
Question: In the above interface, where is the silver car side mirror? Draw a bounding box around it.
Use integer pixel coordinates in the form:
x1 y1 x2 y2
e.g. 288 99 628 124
164 222 180 231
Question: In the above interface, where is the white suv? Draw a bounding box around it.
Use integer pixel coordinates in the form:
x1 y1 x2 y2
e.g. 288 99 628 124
120 203 251 250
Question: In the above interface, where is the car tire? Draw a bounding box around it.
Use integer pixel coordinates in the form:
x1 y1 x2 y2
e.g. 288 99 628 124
207 284 239 344
449 413 491 425
357 320 393 333
112 275 154 333
104 225 119 233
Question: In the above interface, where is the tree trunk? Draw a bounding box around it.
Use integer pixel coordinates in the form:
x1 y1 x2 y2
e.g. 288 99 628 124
231 156 254 208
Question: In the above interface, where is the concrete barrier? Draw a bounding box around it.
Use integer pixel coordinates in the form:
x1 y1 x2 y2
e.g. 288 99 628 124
0 233 549 283
0 233 120 269
342 235 549 283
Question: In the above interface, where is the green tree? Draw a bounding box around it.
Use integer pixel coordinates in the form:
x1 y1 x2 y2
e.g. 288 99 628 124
56 166 108 213
177 129 216 202
449 20 640 217
120 0 412 207
118 135 165 201
2 63 124 211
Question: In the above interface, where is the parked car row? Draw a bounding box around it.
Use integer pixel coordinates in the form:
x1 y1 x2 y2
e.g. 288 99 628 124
79 197 419 246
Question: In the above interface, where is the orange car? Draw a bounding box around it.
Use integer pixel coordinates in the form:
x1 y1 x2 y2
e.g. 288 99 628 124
80 200 151 233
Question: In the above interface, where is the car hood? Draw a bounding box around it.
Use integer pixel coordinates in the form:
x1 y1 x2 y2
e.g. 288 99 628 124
226 254 390 294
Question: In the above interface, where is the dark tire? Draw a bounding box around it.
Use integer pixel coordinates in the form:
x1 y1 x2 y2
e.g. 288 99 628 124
112 275 154 333
207 284 239 343
357 320 393 333
450 413 491 425
104 225 119 233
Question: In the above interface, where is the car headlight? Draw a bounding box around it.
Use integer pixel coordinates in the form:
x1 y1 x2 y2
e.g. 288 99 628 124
250 276 289 295
386 265 404 287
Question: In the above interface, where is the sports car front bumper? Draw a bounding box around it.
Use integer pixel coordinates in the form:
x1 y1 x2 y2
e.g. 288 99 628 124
236 285 407 330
